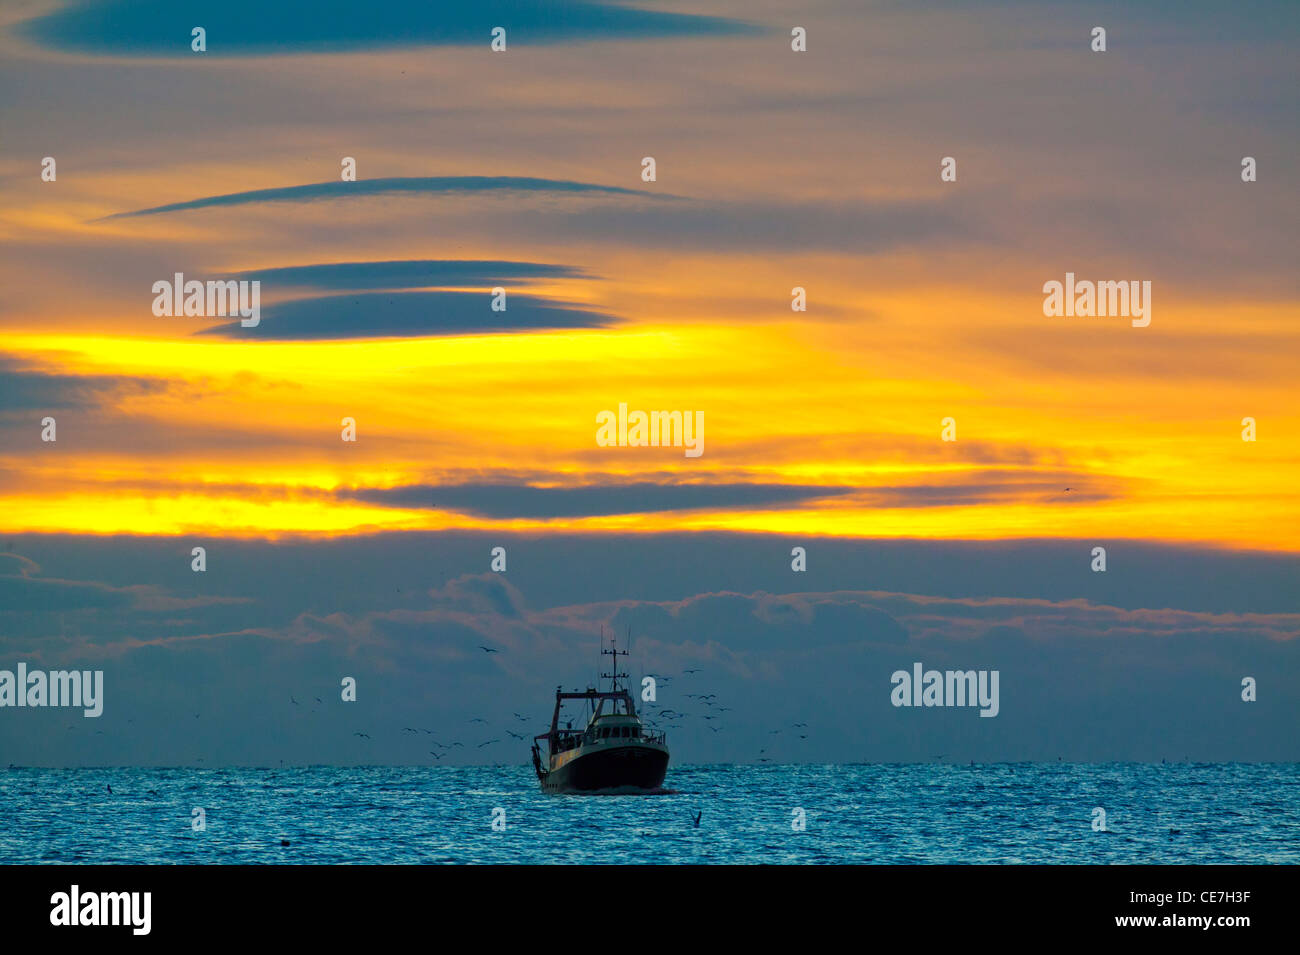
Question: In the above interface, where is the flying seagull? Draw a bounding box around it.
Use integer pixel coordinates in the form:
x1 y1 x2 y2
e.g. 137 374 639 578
479 646 499 653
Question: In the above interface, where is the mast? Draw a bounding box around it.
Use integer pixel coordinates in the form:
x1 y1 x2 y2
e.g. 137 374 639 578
601 631 633 715
600 632 628 691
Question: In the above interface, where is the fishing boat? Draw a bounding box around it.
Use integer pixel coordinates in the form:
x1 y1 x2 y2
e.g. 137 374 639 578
531 635 669 793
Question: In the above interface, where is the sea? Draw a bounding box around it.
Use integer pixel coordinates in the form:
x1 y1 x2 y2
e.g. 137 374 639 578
1 762 1296 864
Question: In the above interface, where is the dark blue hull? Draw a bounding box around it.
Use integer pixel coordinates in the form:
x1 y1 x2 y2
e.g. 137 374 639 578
541 743 669 793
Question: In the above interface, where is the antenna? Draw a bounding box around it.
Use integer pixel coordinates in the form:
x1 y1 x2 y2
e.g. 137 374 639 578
600 629 629 690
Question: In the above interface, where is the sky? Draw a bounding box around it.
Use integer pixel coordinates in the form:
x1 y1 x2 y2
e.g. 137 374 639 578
0 0 1296 766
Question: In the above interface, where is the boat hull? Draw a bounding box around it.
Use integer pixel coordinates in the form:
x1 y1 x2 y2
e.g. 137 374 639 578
541 743 669 794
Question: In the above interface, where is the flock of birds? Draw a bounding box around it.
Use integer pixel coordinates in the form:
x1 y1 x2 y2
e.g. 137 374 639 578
319 657 816 767
640 672 815 764
81 645 815 767
316 645 542 762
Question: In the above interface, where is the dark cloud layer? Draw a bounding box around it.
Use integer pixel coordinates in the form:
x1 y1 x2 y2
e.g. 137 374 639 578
101 176 667 219
337 479 1109 519
0 356 170 414
19 0 762 56
235 260 585 292
0 534 1295 766
340 482 855 518
197 290 617 339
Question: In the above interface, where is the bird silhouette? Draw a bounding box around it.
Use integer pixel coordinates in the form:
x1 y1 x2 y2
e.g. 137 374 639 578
477 739 499 748
683 668 700 674
479 646 499 654
106 784 112 795
691 810 702 828
290 697 299 706
428 751 444 760
353 732 371 740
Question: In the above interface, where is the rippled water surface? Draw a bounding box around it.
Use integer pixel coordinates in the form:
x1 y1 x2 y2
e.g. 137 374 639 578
1 763 1295 864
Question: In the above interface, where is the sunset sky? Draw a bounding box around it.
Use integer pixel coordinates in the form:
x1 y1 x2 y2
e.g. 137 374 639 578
1 0 1296 765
